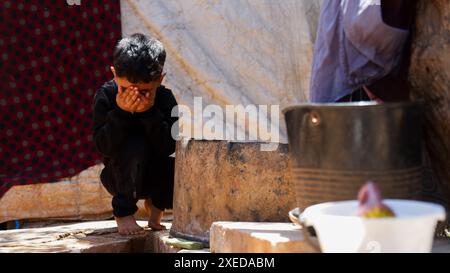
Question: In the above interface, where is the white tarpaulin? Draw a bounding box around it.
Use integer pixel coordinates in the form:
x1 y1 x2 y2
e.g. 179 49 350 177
120 0 322 143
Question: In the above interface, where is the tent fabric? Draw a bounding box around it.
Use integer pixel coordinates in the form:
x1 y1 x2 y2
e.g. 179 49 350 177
0 0 121 197
120 0 322 142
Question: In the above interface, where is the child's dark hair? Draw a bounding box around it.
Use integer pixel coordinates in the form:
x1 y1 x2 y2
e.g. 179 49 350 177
113 33 166 83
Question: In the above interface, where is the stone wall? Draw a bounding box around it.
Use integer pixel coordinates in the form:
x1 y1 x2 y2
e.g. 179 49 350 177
0 164 151 223
409 0 450 210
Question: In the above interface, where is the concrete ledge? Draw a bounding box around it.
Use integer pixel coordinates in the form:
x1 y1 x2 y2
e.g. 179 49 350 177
210 222 317 253
210 222 450 253
3 220 444 253
149 233 182 253
0 221 169 253
0 220 211 253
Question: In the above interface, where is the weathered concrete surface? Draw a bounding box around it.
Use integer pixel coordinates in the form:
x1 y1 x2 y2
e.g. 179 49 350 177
171 140 297 243
1 220 447 253
146 231 182 254
210 222 317 253
0 221 174 253
0 164 157 223
0 220 212 253
409 0 450 210
210 222 450 253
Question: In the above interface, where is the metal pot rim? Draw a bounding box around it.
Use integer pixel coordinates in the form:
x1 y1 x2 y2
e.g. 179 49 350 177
282 101 421 114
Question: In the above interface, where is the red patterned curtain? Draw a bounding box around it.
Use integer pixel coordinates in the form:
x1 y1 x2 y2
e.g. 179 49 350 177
0 0 122 197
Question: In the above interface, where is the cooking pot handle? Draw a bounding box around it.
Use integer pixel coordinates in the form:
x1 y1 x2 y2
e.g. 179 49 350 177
288 208 321 252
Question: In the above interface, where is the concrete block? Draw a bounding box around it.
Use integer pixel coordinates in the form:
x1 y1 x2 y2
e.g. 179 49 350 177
171 140 297 243
210 222 317 253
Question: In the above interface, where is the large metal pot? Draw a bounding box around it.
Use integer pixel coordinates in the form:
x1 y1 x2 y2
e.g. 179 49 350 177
284 102 423 211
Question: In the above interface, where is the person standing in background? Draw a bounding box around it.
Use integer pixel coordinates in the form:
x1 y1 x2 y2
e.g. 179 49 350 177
309 0 416 103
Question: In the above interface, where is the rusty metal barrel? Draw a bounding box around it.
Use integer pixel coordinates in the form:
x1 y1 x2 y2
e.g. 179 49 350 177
284 102 423 211
170 139 296 245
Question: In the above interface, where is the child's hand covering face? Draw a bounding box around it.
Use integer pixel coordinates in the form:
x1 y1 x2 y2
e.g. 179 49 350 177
112 66 164 113
116 85 142 113
116 85 156 113
134 88 156 113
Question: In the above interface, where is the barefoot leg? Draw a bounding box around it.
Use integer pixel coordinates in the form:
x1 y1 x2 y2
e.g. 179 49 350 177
149 206 166 230
144 199 152 216
145 199 166 230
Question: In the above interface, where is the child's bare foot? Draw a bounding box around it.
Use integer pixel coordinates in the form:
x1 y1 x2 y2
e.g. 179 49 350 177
148 221 166 231
145 199 167 231
115 215 145 235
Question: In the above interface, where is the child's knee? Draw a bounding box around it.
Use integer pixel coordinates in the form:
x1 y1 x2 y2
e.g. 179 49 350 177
120 138 149 161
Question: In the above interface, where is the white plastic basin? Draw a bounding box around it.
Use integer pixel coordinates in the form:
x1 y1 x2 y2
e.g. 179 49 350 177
300 200 447 253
